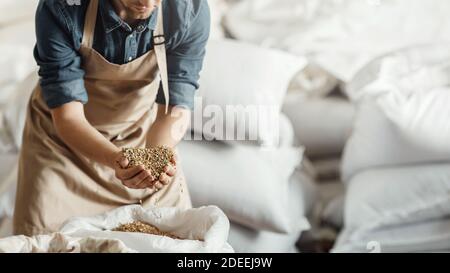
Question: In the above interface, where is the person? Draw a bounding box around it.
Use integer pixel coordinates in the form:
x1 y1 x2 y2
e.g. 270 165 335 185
13 0 210 236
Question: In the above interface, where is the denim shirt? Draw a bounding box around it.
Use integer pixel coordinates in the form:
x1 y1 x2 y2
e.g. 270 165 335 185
34 0 210 110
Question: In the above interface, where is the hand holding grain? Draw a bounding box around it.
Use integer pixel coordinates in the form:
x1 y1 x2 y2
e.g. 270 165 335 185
112 151 156 189
121 146 177 191
156 152 177 190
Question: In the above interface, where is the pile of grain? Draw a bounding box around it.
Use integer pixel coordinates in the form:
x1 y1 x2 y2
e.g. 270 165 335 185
113 221 181 239
122 146 174 179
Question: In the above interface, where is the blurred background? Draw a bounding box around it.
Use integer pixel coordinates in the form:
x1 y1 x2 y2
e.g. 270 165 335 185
1 0 450 253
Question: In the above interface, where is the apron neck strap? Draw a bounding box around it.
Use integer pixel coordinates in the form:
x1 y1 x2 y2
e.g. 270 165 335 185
81 0 99 48
153 6 170 114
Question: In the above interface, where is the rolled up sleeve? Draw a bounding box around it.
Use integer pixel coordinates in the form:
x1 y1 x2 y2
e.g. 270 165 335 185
41 78 87 109
156 0 210 110
34 1 87 109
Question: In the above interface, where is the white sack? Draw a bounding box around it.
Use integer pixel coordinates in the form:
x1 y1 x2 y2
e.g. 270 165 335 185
341 101 450 180
60 205 234 253
343 164 450 235
333 218 450 253
0 233 134 253
178 140 308 234
192 39 306 146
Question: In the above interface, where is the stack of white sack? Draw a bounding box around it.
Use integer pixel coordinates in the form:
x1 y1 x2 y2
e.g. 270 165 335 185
0 71 36 238
224 0 369 184
179 142 317 252
224 0 450 83
335 43 450 252
333 164 450 253
183 39 318 252
0 1 38 238
342 44 450 180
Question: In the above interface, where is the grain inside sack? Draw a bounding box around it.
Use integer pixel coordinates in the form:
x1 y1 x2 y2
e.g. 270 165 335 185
113 221 181 240
122 146 174 179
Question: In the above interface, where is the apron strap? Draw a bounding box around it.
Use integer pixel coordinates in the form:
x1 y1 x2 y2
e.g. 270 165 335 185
153 6 170 114
81 0 99 48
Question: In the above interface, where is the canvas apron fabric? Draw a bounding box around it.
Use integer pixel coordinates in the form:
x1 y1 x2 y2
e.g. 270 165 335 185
13 0 192 236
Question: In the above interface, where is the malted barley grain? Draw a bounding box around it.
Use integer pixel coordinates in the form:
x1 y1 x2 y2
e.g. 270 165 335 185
122 146 174 179
113 221 181 239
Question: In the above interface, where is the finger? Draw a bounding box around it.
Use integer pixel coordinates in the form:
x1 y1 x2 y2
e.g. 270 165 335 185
140 169 155 181
116 165 145 180
123 169 151 187
170 153 178 166
164 164 176 177
154 182 164 190
117 156 129 169
150 170 157 181
136 176 155 189
117 165 144 180
159 173 170 185
122 180 138 189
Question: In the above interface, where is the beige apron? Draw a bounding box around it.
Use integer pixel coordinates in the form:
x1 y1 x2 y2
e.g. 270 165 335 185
13 0 192 236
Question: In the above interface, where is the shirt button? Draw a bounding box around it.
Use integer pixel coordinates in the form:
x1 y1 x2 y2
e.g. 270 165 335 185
128 57 133 61
130 34 133 38
137 25 145 31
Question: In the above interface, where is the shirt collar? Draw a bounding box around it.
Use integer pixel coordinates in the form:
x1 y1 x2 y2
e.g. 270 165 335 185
99 0 158 33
